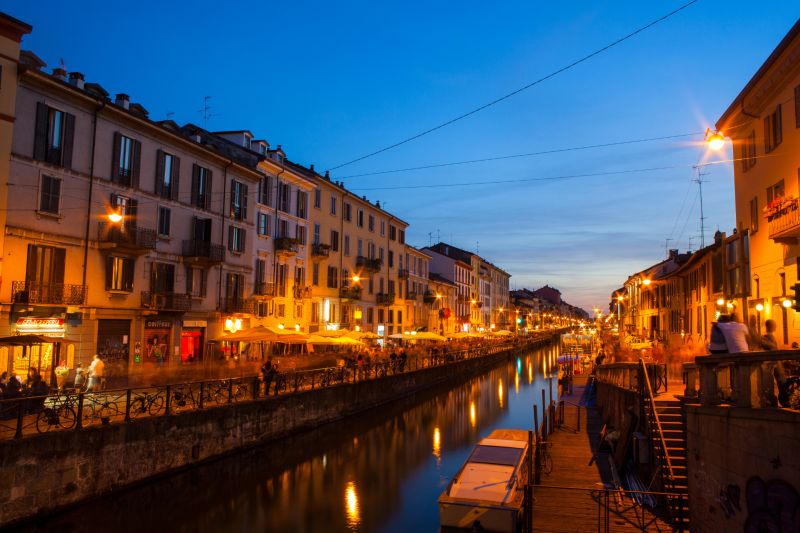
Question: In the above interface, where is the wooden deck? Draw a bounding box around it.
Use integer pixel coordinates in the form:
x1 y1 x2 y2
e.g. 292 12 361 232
530 374 672 532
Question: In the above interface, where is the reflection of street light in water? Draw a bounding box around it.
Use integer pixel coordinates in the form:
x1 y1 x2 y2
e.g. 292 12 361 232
469 402 476 428
498 379 504 408
433 427 442 462
345 481 360 529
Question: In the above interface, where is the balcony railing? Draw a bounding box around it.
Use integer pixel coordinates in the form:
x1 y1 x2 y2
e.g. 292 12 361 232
406 291 419 300
253 282 275 297
356 256 382 273
181 240 225 263
141 291 192 311
98 221 157 250
221 297 255 314
423 291 437 304
311 243 330 258
12 281 87 305
377 292 395 305
767 198 800 244
339 286 362 300
293 286 312 299
274 237 301 255
398 269 409 279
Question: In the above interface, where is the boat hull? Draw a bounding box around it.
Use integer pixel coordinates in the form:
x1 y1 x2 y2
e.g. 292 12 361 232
438 497 521 532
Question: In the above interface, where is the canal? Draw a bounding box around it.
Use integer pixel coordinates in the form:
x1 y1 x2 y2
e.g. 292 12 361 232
13 343 561 533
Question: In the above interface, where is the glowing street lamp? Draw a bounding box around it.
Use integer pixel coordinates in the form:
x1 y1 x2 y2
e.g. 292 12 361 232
705 128 725 151
107 210 123 223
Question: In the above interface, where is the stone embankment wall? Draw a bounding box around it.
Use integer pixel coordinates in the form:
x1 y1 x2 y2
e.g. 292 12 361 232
595 380 640 428
0 341 547 525
685 404 800 532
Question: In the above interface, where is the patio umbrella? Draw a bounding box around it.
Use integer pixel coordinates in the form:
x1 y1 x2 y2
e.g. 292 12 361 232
314 329 350 337
413 331 448 342
493 330 513 336
346 331 380 340
213 326 278 342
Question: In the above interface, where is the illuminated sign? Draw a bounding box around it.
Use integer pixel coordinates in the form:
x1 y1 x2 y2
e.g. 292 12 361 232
15 317 65 337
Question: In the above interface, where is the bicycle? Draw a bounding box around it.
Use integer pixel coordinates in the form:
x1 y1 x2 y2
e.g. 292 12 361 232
82 391 121 424
130 389 165 418
36 394 77 433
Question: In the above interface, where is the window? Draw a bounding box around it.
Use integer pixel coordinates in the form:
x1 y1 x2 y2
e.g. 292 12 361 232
295 224 306 245
327 266 338 288
344 235 350 256
380 220 385 236
110 132 141 187
191 164 212 209
390 225 396 241
296 191 308 219
33 103 75 168
278 182 290 213
257 212 270 236
766 180 785 205
311 302 320 322
151 262 175 293
228 226 246 253
742 130 757 172
105 256 134 292
276 264 288 297
110 193 137 228
330 196 337 215
367 307 373 324
39 175 61 214
158 206 171 236
259 175 272 206
186 266 206 297
314 188 321 208
225 272 245 303
277 218 289 239
368 214 375 232
388 250 394 268
357 209 364 227
277 303 285 318
357 239 363 257
749 196 758 234
313 224 320 245
764 104 783 153
344 202 352 222
312 262 320 286
331 230 339 252
295 304 303 318
230 180 248 221
155 151 180 200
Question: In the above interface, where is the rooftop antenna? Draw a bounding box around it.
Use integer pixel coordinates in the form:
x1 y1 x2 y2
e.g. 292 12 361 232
428 232 433 246
693 165 709 248
476 241 479 255
165 111 175 120
687 236 698 252
198 96 216 129
437 229 440 243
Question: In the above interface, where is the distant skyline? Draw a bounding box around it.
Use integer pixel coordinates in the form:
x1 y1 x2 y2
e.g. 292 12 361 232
4 1 798 311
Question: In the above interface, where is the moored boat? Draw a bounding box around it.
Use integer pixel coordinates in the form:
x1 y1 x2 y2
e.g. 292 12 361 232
438 429 530 532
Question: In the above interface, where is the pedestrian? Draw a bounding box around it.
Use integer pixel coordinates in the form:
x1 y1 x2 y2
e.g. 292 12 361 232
6 372 22 398
760 319 778 350
0 371 7 398
717 312 750 354
73 362 86 391
708 315 730 354
261 356 274 395
87 354 106 391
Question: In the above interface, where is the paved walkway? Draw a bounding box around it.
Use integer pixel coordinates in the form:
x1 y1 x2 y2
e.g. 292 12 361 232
531 375 672 532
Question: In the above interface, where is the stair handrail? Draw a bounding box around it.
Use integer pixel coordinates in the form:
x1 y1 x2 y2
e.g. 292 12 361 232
638 359 676 491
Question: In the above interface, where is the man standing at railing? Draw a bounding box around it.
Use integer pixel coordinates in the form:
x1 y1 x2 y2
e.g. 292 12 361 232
717 312 750 354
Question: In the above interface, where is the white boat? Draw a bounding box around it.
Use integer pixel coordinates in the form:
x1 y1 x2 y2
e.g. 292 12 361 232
438 429 530 532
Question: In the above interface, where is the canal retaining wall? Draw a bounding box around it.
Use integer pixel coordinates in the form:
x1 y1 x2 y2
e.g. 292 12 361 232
0 340 550 525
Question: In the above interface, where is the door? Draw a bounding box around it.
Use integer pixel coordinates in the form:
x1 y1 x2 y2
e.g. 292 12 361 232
25 245 66 302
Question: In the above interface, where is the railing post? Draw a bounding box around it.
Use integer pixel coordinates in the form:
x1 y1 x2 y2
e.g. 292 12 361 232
253 376 260 400
165 385 171 415
199 382 205 409
227 379 233 404
76 392 84 429
698 361 719 405
14 400 23 439
124 389 132 422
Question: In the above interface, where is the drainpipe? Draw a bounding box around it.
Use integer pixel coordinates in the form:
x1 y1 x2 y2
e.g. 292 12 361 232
217 160 233 310
81 100 106 292
272 166 286 304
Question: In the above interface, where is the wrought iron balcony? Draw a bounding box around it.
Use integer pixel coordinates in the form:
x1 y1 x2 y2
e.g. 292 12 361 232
377 292 395 305
406 291 419 300
98 221 156 251
767 197 800 244
423 291 437 304
12 281 87 305
253 282 275 297
221 297 255 314
274 237 301 255
182 240 225 263
293 286 312 299
141 291 192 311
339 286 362 300
398 269 409 279
356 256 382 273
311 243 331 258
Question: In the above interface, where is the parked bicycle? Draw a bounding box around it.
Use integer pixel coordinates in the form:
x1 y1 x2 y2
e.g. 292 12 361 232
36 394 77 433
82 392 121 424
130 389 165 418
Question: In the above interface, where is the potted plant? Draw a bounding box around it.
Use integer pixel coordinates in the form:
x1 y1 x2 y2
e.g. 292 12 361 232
55 364 70 389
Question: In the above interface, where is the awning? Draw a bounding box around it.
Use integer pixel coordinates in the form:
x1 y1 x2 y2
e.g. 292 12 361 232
213 326 279 342
0 334 58 345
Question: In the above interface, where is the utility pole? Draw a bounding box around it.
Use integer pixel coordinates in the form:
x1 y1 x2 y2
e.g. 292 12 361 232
693 166 709 248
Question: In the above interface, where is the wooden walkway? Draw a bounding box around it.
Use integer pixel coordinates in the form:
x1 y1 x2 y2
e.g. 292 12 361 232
530 375 672 533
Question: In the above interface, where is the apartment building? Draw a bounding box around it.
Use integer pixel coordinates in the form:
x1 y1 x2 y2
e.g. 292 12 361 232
2 54 264 378
715 18 800 347
427 272 457 334
404 246 430 331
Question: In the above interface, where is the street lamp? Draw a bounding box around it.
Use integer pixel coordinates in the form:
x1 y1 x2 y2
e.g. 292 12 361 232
107 211 123 223
705 128 725 151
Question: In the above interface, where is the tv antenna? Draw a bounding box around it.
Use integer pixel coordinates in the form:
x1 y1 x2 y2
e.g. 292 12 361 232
693 166 709 248
198 96 217 128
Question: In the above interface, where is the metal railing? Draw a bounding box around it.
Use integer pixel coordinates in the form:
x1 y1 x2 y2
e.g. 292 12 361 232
253 282 275 297
339 286 361 300
98 221 157 249
181 240 225 262
292 286 312 299
11 281 87 305
311 243 330 257
356 256 382 272
376 292 395 304
140 291 192 311
0 336 552 442
220 297 255 313
595 362 668 395
274 237 301 254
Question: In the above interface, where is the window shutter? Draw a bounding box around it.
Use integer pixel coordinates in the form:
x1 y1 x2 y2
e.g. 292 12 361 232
124 259 134 291
228 225 234 251
205 169 213 210
203 218 212 242
61 113 75 169
111 132 122 181
154 150 165 196
129 199 138 224
33 102 49 161
242 184 248 220
53 248 66 284
171 156 180 202
105 256 114 290
130 139 141 189
25 244 38 282
241 229 246 252
191 164 200 206
775 104 783 146
229 180 236 217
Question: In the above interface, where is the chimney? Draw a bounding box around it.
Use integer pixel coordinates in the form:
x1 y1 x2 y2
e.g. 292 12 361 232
115 93 130 110
714 230 724 245
324 170 330 181
309 164 315 173
52 67 67 81
376 200 381 208
668 249 679 260
68 72 85 89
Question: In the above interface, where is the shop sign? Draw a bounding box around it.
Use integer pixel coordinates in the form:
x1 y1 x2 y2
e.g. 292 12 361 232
145 319 172 330
16 317 65 337
183 320 207 328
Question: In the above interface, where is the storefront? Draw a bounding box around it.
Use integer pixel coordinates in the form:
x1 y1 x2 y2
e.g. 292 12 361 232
0 334 61 387
143 318 172 365
97 319 130 375
180 320 206 364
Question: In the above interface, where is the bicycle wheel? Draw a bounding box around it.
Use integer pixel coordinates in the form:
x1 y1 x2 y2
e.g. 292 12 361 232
57 406 77 429
148 395 165 416
130 397 148 419
36 408 57 433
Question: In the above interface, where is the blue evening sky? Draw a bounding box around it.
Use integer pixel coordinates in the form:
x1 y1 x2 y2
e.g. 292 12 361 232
4 1 798 311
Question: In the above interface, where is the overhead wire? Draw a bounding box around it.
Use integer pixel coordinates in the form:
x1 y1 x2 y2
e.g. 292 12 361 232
327 0 700 171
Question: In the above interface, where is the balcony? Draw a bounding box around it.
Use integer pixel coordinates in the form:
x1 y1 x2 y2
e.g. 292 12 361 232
422 291 437 304
221 297 255 314
479 268 491 280
377 292 395 305
293 286 312 299
98 222 156 253
12 281 87 305
767 197 800 244
398 269 409 279
274 237 301 256
356 256 382 273
339 286 362 300
253 282 275 298
182 240 225 263
311 243 331 259
406 291 419 301
141 291 192 312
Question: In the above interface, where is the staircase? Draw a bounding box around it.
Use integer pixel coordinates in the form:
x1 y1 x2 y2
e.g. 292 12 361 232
646 398 690 531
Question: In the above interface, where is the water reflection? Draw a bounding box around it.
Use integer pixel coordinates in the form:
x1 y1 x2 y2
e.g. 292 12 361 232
12 345 559 533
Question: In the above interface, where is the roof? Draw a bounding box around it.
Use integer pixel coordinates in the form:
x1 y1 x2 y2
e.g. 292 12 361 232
429 272 456 286
717 18 800 127
0 11 32 41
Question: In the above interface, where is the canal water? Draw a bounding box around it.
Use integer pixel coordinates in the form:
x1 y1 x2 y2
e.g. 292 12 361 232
14 344 561 533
